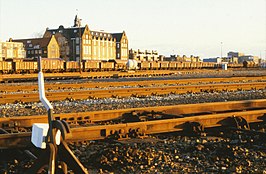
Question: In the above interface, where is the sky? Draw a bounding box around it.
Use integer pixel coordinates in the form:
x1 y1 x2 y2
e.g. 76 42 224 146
0 0 265 59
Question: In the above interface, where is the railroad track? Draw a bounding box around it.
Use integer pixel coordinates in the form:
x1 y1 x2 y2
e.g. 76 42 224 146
1 82 265 104
1 76 265 93
1 69 265 83
0 70 193 82
0 99 265 149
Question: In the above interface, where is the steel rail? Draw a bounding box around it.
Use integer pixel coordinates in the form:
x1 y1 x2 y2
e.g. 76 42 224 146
0 76 265 93
1 99 266 128
0 70 196 82
1 82 265 104
1 69 265 82
0 109 265 149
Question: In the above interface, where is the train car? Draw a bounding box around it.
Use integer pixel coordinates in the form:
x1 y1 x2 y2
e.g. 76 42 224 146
182 62 191 69
190 62 199 69
169 62 177 69
159 61 169 70
138 61 150 70
64 61 80 72
227 63 242 68
41 58 64 72
83 60 101 71
111 60 127 71
150 61 160 70
13 61 38 73
176 62 183 69
202 62 215 69
0 61 12 73
243 61 256 68
100 61 114 71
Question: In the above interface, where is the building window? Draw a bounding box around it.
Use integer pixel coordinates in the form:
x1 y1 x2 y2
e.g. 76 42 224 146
117 43 120 48
76 37 79 44
84 46 89 54
117 53 120 58
76 46 80 55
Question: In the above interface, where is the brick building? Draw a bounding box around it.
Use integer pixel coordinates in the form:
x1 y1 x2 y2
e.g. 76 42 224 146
43 15 128 61
129 49 159 61
0 40 26 60
13 35 60 59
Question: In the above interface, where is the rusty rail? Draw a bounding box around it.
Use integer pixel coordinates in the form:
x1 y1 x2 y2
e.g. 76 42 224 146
1 76 265 93
0 108 265 149
1 82 265 104
1 99 266 128
0 70 194 82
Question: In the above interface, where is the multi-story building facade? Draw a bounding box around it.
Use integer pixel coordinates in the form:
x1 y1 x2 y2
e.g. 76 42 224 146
0 40 26 60
238 55 260 64
164 55 201 62
13 35 60 59
228 51 244 58
43 15 128 61
227 51 260 64
129 49 159 61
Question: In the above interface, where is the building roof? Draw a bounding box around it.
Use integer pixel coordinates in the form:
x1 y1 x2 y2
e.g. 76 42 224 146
46 25 118 40
111 33 123 42
90 30 113 39
46 25 87 40
13 37 52 49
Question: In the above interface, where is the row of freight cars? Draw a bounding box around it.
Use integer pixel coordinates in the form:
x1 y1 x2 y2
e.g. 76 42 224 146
0 58 258 74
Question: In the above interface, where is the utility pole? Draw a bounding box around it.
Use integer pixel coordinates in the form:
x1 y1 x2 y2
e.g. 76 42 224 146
220 42 223 58
76 9 82 74
79 20 82 74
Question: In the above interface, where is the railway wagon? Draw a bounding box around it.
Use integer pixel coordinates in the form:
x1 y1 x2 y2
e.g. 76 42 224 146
190 62 201 69
202 62 215 69
227 63 242 68
0 61 12 73
159 61 169 70
138 61 150 70
243 61 257 68
100 61 114 71
182 62 191 69
64 61 80 72
13 61 38 73
83 60 101 71
176 62 183 69
169 62 177 69
112 60 127 70
41 58 64 72
150 61 160 70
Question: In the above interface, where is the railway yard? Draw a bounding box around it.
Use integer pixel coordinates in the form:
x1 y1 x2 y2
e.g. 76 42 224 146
0 69 265 173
